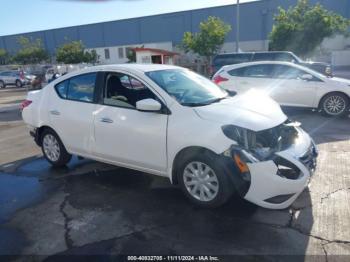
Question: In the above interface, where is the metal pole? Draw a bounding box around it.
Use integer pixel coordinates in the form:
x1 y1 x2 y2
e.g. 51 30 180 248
236 0 240 52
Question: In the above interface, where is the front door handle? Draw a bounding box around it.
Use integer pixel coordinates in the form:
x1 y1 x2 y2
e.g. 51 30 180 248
50 110 60 115
100 117 113 123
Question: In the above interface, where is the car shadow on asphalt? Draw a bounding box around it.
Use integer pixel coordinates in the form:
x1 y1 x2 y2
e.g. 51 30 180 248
283 107 350 145
0 154 315 258
0 109 22 122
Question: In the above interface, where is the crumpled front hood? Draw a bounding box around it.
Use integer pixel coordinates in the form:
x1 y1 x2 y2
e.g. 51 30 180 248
194 90 287 132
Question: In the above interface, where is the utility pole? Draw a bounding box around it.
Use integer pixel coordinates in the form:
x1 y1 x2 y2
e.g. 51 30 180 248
236 0 240 52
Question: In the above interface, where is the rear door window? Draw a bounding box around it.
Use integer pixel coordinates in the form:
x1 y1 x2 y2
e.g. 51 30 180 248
228 67 246 77
242 64 274 78
67 73 96 102
54 73 97 102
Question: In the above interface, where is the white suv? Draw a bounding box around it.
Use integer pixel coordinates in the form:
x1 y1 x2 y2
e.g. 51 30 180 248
22 64 318 209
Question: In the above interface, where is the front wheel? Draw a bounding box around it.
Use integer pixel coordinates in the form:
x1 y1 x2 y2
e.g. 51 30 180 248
320 93 349 117
41 129 72 167
0 80 5 89
177 152 233 208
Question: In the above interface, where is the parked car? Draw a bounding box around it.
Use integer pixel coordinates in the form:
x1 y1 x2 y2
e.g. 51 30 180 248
211 51 332 77
213 61 350 117
22 64 318 209
0 70 33 88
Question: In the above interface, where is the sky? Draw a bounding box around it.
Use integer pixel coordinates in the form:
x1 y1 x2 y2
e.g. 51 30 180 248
0 0 258 36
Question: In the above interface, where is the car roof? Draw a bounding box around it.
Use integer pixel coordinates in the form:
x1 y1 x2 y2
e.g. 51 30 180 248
215 51 294 56
221 61 301 69
218 61 326 78
82 63 182 73
50 63 185 85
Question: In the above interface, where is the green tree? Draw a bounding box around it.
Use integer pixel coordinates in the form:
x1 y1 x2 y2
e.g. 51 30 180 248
269 0 350 57
0 48 10 65
56 40 85 64
181 16 231 66
84 49 99 64
56 40 98 64
12 36 48 64
126 48 136 63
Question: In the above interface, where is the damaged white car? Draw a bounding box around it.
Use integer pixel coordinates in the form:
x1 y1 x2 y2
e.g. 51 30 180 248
22 64 318 209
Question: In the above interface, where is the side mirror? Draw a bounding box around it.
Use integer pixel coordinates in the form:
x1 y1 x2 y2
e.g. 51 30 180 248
301 74 313 81
136 99 162 112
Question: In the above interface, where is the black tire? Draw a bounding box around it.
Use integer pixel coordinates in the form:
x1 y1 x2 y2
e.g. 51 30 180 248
15 80 23 88
177 151 234 208
0 80 5 89
320 93 349 117
41 129 72 167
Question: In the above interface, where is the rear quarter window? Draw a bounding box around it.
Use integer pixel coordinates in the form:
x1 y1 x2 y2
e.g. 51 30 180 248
67 73 96 102
55 81 68 98
228 67 246 77
54 73 97 102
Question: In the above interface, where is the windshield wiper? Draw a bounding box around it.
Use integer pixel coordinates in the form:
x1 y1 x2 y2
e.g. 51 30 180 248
181 102 213 107
182 96 228 107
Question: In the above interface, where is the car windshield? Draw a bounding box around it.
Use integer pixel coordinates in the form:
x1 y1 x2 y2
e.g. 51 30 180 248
146 69 228 106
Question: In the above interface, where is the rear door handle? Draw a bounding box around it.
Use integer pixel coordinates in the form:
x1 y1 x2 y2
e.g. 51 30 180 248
50 110 60 115
100 117 113 123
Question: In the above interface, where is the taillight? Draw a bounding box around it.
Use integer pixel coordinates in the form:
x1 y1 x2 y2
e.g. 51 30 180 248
213 75 228 85
21 99 32 110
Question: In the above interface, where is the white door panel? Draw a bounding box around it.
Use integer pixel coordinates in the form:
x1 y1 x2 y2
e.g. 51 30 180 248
93 105 168 173
268 79 317 107
49 95 96 155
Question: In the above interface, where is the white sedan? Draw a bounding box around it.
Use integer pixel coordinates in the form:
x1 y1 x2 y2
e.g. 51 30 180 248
213 61 350 117
22 64 317 209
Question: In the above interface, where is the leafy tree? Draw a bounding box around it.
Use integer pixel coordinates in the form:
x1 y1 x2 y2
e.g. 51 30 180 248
84 49 99 64
56 40 98 64
181 16 231 65
269 0 350 57
126 48 136 63
12 36 48 64
56 40 85 64
0 48 10 65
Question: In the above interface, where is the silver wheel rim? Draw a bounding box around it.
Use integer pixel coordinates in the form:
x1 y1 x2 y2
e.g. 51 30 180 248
324 95 346 115
183 161 219 202
43 134 60 162
0 82 4 88
16 81 21 87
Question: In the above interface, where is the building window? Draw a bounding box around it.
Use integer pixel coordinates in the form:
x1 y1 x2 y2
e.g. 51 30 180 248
104 49 110 60
141 56 151 63
118 47 124 59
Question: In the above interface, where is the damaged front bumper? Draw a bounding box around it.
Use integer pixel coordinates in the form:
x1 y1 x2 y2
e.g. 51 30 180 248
224 128 318 209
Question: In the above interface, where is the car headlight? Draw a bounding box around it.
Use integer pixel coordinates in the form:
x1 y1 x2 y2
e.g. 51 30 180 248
221 125 247 147
222 124 297 161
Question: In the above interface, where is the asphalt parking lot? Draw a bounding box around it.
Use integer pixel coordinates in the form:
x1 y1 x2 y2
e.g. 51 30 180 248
0 86 349 261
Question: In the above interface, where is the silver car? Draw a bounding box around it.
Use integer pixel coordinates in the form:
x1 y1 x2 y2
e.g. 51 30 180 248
0 71 32 88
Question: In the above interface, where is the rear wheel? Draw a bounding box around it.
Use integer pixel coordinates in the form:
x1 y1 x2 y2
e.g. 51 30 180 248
0 80 4 89
41 129 72 167
15 80 22 88
177 151 233 208
320 93 349 117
